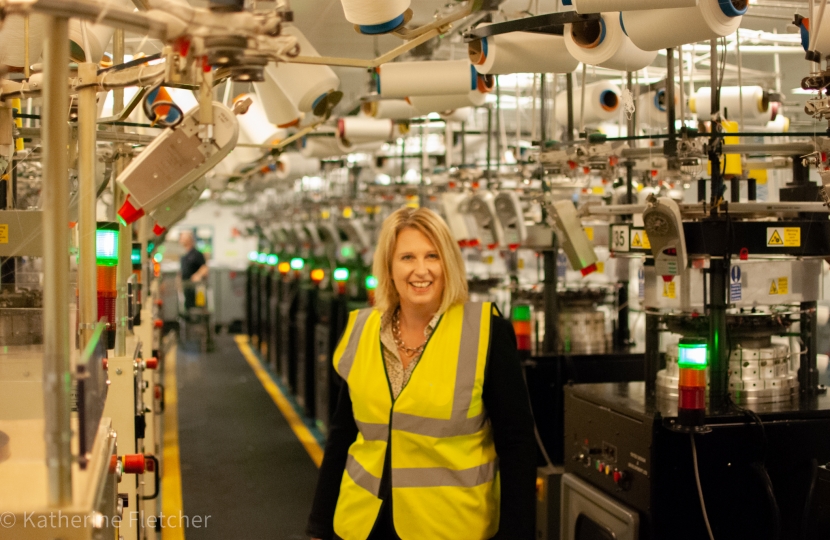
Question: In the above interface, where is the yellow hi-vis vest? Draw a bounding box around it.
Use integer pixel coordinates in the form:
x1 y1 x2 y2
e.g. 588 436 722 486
332 302 500 540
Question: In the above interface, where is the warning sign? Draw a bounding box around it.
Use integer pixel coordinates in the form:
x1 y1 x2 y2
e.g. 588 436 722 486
631 230 651 250
662 280 676 299
730 265 742 302
767 227 800 248
0 224 8 244
769 277 789 296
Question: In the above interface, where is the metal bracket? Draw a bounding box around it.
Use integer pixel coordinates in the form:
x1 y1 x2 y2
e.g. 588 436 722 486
463 11 600 41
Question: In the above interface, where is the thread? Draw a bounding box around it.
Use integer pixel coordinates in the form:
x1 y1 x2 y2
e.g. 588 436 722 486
440 107 473 123
272 25 340 113
637 86 680 128
0 13 48 68
572 0 697 12
361 99 420 120
469 32 578 75
337 137 385 154
409 91 486 114
255 63 302 128
620 0 746 52
233 93 284 146
554 80 621 126
564 13 657 71
276 153 321 181
340 0 410 34
338 117 394 142
690 86 771 124
378 60 477 99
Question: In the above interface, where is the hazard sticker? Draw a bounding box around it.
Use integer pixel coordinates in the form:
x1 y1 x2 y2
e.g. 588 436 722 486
662 280 676 299
767 227 800 247
631 230 651 250
769 277 788 296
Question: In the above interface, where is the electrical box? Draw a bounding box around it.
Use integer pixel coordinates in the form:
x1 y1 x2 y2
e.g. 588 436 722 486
494 191 527 249
117 101 239 224
642 196 687 277
547 199 598 274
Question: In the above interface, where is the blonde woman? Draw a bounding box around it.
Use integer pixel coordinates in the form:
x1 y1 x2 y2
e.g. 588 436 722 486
307 207 536 540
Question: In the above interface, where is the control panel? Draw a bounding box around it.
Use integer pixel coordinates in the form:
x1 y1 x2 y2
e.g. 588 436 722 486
564 386 654 514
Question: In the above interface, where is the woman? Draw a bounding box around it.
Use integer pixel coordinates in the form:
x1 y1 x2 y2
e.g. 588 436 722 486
307 207 536 540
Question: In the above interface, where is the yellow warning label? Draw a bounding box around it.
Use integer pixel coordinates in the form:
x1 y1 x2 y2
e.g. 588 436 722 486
631 231 650 249
769 277 789 295
662 281 676 299
597 262 605 274
518 258 525 270
784 228 800 247
632 233 643 248
767 227 801 247
0 224 8 244
585 227 594 242
592 187 605 195
485 255 494 265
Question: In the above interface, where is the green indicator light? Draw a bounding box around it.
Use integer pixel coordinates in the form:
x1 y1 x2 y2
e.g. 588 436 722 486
365 275 378 290
341 245 355 258
266 254 278 266
512 304 532 322
678 338 708 369
290 257 304 270
131 246 141 265
333 268 350 282
257 253 267 264
248 251 259 261
153 252 163 263
95 229 119 266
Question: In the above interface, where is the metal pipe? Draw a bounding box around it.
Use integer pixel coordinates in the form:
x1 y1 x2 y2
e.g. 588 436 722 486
486 105 492 182
113 28 130 356
460 121 467 166
708 258 729 412
540 74 547 147
626 72 635 139
542 248 558 355
566 73 574 142
42 14 72 508
78 63 98 352
678 46 685 126
666 48 676 142
800 300 820 395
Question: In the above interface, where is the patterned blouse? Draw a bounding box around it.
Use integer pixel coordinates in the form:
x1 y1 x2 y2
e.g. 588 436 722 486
379 310 442 399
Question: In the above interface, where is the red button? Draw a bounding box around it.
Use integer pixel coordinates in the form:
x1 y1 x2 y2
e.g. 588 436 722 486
145 357 158 370
153 319 164 329
613 471 623 483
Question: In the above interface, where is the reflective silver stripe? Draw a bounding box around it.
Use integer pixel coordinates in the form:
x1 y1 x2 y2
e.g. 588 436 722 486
346 454 382 496
337 308 373 381
453 302 483 416
391 411 487 438
355 420 389 441
390 302 488 438
393 460 497 488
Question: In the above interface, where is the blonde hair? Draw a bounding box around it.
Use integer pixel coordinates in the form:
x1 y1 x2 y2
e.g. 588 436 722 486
373 207 468 316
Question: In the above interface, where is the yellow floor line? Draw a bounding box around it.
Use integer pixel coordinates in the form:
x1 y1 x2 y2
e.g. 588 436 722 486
234 334 324 468
161 342 186 540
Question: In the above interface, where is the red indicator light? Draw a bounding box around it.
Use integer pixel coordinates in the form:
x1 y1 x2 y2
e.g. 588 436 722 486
580 263 597 277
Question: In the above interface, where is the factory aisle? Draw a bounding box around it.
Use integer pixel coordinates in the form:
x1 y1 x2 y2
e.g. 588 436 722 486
175 332 319 539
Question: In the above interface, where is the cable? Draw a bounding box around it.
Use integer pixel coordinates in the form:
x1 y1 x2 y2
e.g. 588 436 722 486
691 432 716 540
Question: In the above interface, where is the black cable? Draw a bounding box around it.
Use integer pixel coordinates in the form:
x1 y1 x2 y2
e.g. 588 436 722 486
802 458 819 540
691 432 716 540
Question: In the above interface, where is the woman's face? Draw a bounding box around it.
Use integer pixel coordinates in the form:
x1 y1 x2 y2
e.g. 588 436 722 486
391 227 445 313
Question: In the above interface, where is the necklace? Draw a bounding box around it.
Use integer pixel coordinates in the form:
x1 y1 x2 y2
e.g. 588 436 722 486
392 308 432 358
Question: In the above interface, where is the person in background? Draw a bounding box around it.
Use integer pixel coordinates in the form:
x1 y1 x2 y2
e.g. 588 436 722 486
306 207 536 540
179 230 208 311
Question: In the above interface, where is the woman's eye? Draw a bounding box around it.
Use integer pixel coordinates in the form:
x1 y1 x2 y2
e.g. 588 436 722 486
427 253 439 259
